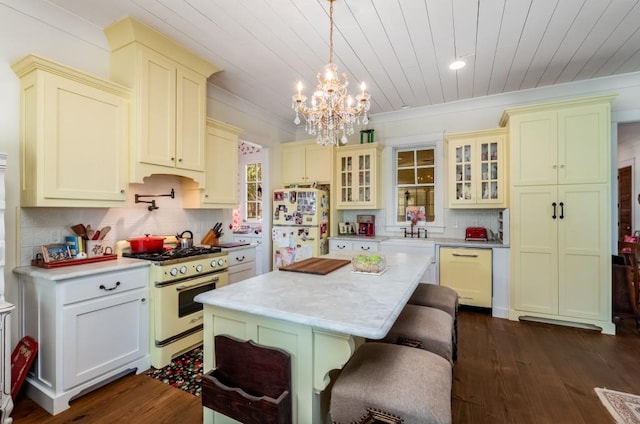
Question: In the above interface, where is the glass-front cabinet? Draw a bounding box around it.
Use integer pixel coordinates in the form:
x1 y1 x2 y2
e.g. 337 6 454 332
446 128 508 208
335 143 383 209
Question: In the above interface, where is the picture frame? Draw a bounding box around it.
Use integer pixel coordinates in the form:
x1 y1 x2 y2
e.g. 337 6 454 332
41 243 72 263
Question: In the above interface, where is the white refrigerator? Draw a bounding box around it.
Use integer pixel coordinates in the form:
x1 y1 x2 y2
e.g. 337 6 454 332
272 188 329 268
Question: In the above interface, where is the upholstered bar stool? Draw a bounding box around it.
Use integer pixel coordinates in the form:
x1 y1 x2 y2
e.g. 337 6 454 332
330 342 452 424
408 283 459 359
379 304 454 364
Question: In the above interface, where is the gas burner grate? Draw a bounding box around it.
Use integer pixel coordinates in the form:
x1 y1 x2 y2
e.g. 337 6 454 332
123 246 222 262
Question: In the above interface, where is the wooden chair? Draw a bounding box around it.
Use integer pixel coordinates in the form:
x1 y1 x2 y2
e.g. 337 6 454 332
615 242 640 330
201 334 291 424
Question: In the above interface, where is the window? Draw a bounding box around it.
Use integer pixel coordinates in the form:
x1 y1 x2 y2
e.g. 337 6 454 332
395 148 436 223
245 163 262 221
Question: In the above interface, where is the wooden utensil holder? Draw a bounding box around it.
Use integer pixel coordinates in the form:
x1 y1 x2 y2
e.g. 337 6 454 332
201 334 291 424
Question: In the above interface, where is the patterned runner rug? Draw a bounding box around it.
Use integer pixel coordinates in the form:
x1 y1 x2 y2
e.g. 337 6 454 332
146 345 203 396
596 388 640 424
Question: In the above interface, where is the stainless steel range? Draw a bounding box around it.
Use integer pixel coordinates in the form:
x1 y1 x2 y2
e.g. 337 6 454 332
121 244 228 368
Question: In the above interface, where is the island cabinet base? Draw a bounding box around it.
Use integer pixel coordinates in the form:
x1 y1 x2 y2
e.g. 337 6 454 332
202 305 364 424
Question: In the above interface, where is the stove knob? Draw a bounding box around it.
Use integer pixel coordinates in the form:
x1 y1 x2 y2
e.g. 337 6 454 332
169 268 178 277
195 264 203 273
179 265 187 274
217 258 225 266
210 260 217 268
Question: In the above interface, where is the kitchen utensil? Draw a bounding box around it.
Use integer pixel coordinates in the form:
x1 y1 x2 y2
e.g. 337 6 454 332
99 226 111 240
71 224 86 237
201 229 216 246
92 230 101 240
177 230 194 249
213 223 222 237
127 235 165 253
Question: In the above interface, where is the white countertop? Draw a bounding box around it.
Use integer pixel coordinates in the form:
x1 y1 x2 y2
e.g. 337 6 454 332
195 250 430 339
13 258 150 280
331 234 507 248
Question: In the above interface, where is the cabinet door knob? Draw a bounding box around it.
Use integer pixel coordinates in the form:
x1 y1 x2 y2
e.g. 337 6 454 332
171 157 175 161
120 189 125 194
141 298 146 303
178 158 183 162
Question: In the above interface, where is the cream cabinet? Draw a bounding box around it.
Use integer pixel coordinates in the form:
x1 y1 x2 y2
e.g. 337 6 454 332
281 141 333 185
335 143 383 209
502 95 615 334
446 128 508 208
439 247 492 308
503 98 611 187
15 263 150 415
184 119 242 208
105 17 219 186
12 55 129 207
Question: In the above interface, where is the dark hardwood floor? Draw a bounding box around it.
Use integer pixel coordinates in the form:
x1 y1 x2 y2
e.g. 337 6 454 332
12 310 640 423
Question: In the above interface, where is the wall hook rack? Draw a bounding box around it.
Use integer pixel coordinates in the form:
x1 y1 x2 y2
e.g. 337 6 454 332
134 188 175 211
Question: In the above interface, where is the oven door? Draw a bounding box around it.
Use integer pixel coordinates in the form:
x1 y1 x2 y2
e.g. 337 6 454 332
153 271 228 343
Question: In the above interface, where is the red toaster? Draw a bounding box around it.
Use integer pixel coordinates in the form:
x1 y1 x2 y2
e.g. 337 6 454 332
465 227 488 241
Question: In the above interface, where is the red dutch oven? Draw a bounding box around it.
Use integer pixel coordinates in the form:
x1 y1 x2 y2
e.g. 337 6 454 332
127 234 165 253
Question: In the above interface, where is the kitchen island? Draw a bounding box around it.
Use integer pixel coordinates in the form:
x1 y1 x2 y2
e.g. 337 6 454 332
195 250 431 424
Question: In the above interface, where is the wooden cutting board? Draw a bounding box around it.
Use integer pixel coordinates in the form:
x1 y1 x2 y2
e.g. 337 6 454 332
279 257 351 275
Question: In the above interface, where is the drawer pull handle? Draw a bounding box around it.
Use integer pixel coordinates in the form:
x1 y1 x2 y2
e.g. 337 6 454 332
452 253 478 258
99 281 121 291
337 245 346 249
189 315 203 324
360 246 371 250
236 256 245 262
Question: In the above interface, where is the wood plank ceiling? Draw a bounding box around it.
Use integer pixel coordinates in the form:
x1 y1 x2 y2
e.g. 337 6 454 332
49 0 640 127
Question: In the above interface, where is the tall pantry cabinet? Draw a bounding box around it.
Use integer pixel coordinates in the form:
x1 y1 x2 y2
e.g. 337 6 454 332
500 95 616 334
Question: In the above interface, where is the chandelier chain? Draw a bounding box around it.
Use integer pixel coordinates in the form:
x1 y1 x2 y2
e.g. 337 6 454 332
291 0 371 147
329 0 334 65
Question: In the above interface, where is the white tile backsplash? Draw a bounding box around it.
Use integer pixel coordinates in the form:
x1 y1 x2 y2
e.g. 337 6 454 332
18 175 232 266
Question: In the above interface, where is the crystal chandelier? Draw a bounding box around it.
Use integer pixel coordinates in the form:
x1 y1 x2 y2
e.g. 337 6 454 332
292 0 371 146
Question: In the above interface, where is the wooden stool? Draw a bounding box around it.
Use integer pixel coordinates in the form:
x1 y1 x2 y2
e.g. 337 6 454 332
330 342 452 424
380 304 454 364
408 283 459 359
201 334 291 424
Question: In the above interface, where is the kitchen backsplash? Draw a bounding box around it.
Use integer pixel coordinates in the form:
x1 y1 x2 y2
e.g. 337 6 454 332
18 175 231 266
339 208 504 240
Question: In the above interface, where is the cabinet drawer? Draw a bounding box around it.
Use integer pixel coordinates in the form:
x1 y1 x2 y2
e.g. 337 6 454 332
228 248 256 266
62 268 149 305
353 241 379 252
229 262 256 284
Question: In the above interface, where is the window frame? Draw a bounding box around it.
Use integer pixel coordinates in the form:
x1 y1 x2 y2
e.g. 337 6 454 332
383 133 445 233
244 162 262 222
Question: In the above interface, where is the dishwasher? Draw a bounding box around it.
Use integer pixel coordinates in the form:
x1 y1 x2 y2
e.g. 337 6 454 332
439 247 492 308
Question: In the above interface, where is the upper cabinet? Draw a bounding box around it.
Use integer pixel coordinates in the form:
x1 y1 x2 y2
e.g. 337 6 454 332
184 119 242 208
501 96 612 187
281 140 333 185
12 55 130 207
446 128 508 208
105 17 220 187
335 143 383 209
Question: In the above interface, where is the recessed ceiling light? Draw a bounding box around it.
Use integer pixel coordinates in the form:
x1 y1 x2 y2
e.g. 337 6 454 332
449 60 466 70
